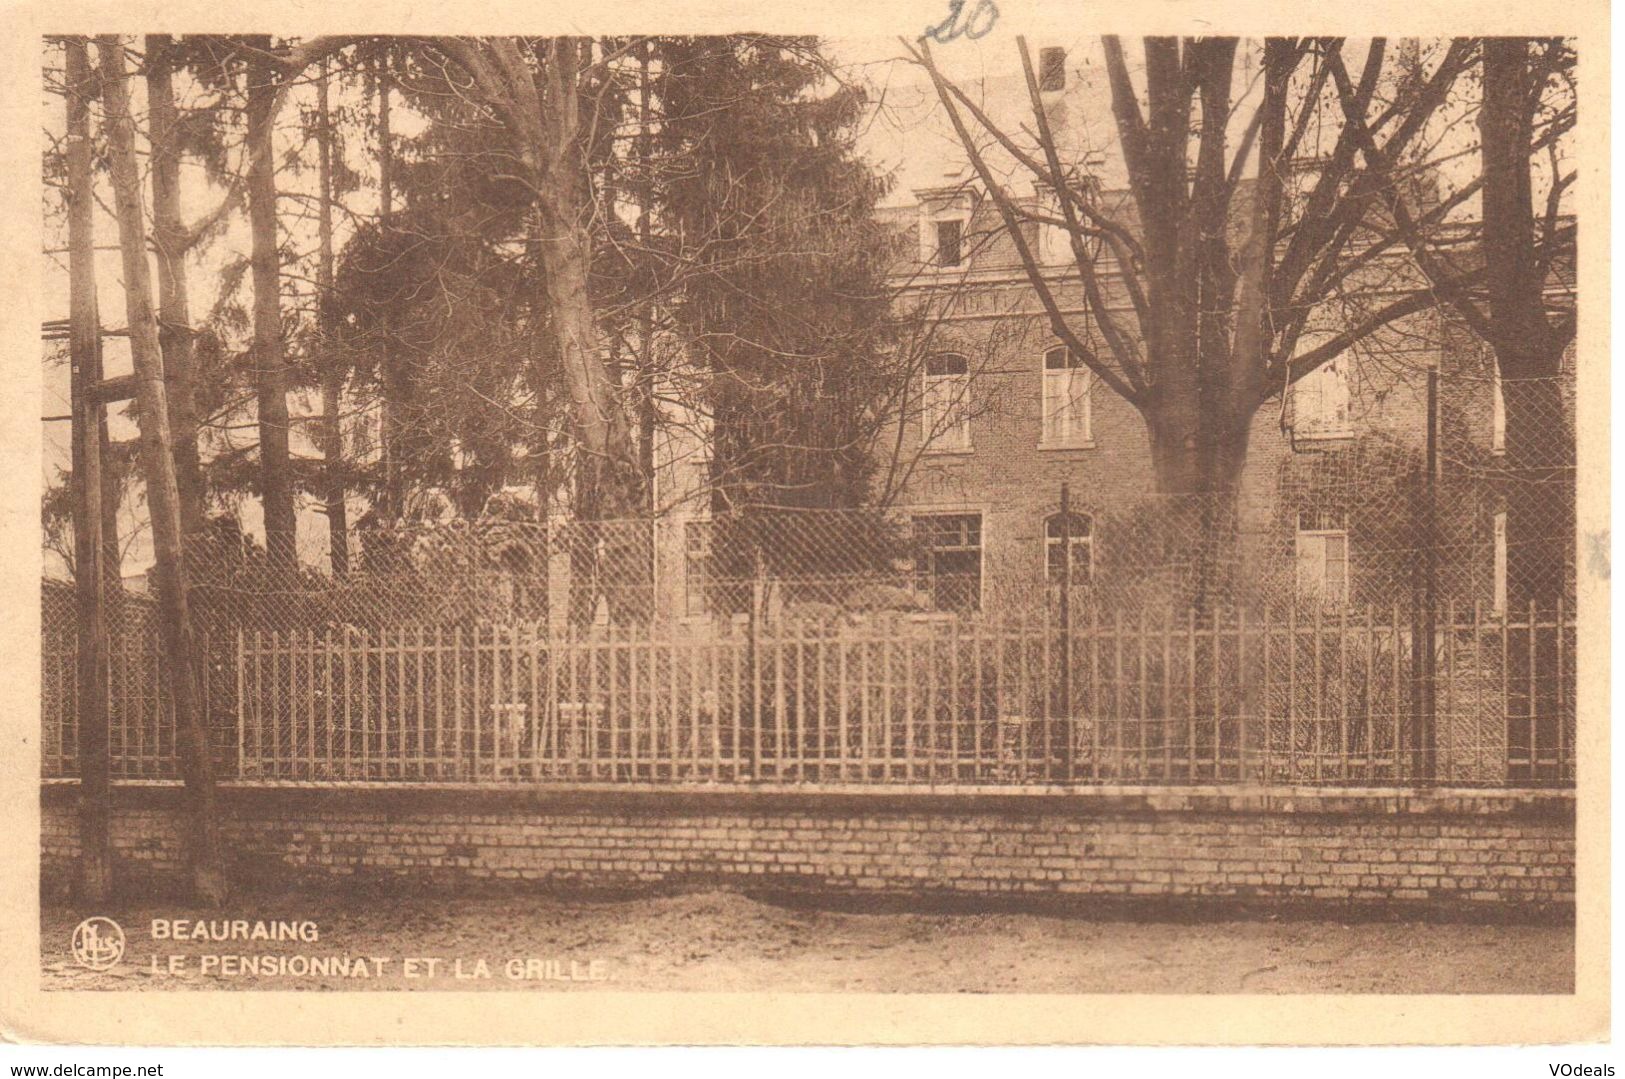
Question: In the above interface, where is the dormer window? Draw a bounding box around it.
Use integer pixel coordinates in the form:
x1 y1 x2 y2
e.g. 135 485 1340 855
935 217 963 267
918 191 973 269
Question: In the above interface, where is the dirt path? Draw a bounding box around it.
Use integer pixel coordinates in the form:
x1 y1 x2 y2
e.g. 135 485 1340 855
41 892 1573 994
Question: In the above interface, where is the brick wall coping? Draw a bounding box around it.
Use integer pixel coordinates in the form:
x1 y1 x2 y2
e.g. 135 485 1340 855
40 778 1574 822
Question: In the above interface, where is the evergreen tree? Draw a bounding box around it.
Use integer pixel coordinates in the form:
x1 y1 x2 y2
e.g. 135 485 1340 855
656 37 897 515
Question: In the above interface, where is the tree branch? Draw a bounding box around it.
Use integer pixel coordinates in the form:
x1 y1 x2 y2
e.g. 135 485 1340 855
909 37 1146 407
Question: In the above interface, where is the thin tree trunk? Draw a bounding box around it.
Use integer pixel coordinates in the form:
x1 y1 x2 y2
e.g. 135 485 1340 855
95 34 228 906
247 35 297 573
64 37 110 903
536 214 644 518
532 40 644 523
1501 373 1572 605
1481 37 1573 608
146 34 206 539
375 52 402 525
636 41 657 510
316 58 349 577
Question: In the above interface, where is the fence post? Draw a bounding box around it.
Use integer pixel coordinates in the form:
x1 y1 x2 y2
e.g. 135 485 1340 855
235 626 245 781
749 544 765 779
1422 367 1439 781
1403 371 1442 784
1058 483 1074 782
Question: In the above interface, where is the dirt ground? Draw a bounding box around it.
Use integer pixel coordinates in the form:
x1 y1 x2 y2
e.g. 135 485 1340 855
40 891 1573 994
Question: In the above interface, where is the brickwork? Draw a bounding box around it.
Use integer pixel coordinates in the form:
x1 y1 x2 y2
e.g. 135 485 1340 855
41 784 1573 917
876 192 1554 609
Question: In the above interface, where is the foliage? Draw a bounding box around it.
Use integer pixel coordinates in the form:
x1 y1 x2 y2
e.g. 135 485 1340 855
655 36 901 513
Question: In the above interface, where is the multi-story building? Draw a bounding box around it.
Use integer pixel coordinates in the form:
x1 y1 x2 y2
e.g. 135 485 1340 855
649 47 1572 620
872 175 1555 615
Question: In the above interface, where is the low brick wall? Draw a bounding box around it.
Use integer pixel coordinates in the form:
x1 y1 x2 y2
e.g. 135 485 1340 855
40 782 1575 917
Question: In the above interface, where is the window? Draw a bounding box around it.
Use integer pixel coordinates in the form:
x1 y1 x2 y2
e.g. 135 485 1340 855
1033 190 1070 265
683 520 711 618
1491 366 1506 453
919 197 972 268
1493 510 1508 615
913 513 982 612
1293 358 1353 438
1044 512 1093 586
923 352 972 452
935 217 964 267
1041 345 1092 445
1295 510 1349 604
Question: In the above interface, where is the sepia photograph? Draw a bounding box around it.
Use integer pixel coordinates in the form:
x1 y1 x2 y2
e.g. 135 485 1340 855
7 4 1607 1047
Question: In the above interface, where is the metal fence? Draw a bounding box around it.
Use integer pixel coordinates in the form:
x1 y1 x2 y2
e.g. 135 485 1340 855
42 582 195 779
41 379 1577 790
46 588 1574 788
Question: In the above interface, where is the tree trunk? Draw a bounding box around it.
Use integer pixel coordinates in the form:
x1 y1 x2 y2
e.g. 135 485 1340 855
95 35 228 906
1145 391 1251 610
1480 37 1573 609
1501 367 1573 606
247 36 298 573
536 211 645 522
374 53 403 525
146 34 206 540
316 58 349 577
64 37 110 903
532 44 650 626
527 41 646 523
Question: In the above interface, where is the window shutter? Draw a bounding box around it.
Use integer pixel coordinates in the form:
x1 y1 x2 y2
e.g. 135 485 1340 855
925 377 945 441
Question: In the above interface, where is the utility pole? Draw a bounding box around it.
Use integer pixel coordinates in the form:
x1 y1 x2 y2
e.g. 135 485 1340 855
64 37 110 901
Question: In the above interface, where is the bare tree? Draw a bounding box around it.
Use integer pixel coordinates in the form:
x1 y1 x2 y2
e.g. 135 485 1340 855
1323 37 1575 606
909 37 1482 523
1475 39 1576 607
426 37 645 521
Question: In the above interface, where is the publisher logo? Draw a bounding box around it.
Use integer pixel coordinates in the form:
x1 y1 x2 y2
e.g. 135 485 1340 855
71 917 125 971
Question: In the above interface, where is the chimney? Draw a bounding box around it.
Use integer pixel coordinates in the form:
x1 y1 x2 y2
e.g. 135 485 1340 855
1038 46 1067 93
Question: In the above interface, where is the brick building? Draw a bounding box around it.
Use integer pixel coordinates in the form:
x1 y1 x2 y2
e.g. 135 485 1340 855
646 50 1572 621
869 179 1538 614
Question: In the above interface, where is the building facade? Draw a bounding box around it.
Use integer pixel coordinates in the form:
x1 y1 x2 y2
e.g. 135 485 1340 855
870 182 1543 615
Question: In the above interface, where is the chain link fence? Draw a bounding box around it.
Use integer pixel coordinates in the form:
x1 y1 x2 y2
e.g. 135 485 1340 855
41 364 1576 789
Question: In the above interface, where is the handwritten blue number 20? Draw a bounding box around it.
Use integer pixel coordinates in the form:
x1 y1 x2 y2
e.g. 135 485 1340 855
923 0 1000 44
